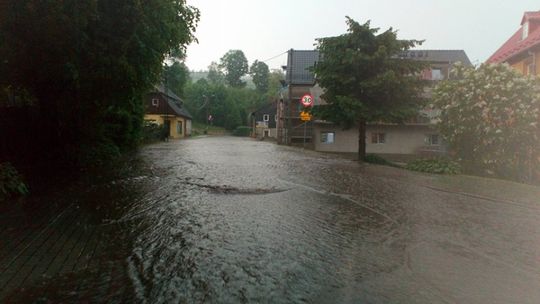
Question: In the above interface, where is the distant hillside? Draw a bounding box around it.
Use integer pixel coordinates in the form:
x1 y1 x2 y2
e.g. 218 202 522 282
190 71 208 83
189 71 255 89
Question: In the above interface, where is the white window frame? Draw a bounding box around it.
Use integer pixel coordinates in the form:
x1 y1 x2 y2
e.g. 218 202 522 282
431 68 443 81
321 131 335 144
371 132 386 144
274 115 278 122
152 98 159 106
426 134 440 146
263 114 270 122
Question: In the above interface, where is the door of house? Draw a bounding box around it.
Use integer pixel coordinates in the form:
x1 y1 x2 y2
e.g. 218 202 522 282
264 129 270 137
163 120 171 138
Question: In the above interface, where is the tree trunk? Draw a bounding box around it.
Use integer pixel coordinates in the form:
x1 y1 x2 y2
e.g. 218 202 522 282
358 119 366 161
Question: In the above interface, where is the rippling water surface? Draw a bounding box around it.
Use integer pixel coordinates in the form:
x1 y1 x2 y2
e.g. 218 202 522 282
6 136 540 303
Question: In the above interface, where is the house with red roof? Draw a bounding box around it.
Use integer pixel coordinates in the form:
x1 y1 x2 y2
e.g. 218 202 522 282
487 11 540 76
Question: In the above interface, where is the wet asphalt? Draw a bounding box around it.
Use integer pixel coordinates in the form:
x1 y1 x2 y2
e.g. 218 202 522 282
5 136 540 303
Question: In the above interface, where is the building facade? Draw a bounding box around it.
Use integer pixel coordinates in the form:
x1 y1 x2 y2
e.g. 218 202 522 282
144 85 192 139
251 101 278 139
277 49 322 145
488 11 540 76
309 50 472 159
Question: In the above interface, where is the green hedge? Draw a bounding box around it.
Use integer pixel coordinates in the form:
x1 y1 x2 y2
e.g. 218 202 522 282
232 126 251 137
406 158 461 175
364 154 398 167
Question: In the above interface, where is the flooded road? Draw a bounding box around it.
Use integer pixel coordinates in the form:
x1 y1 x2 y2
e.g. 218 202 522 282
4 136 540 303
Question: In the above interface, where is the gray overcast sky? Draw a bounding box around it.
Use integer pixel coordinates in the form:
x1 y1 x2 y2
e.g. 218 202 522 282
184 0 538 71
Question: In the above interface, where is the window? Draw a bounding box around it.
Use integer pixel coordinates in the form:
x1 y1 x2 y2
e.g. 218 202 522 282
431 69 443 80
152 98 159 106
274 115 278 122
177 121 183 135
321 132 335 144
263 114 270 122
426 134 439 146
371 133 386 144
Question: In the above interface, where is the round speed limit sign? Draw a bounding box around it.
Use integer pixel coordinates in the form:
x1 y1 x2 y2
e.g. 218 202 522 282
300 94 314 107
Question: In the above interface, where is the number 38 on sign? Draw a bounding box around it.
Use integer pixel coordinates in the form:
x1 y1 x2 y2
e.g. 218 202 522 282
300 94 313 107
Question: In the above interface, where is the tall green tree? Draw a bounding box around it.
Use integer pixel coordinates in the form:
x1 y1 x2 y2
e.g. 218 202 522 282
164 61 191 98
219 50 249 88
0 0 199 164
250 60 270 93
207 61 225 85
313 17 425 160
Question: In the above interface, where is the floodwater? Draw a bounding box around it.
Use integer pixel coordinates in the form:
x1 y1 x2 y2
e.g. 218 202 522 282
4 136 540 303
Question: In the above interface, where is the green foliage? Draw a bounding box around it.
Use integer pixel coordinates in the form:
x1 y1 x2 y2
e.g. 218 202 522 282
141 121 163 143
364 154 397 167
0 0 199 165
313 17 426 159
207 61 226 85
406 158 461 175
250 60 270 93
432 63 540 181
184 81 262 130
0 162 29 201
163 62 191 98
220 50 249 88
78 140 122 167
232 126 252 137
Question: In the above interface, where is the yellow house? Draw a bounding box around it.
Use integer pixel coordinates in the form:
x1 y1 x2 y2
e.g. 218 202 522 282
144 85 192 139
488 11 540 76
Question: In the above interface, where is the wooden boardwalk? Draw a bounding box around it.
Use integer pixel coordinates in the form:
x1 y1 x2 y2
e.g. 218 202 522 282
0 202 119 301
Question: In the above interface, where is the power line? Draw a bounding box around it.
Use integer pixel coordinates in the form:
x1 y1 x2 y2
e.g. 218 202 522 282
260 51 288 63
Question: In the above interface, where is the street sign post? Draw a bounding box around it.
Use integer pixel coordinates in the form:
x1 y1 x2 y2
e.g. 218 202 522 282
300 111 312 121
300 111 312 149
300 94 314 107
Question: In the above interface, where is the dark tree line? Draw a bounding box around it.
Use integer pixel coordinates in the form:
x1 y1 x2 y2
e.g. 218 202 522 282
0 0 199 166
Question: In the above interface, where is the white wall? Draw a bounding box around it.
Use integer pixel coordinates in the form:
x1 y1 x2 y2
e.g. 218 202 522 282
313 123 444 155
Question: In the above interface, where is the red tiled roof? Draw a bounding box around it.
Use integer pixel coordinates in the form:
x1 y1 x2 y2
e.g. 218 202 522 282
487 11 540 64
522 11 540 24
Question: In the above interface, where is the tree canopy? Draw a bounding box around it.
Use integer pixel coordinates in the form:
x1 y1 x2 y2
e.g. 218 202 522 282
207 61 226 85
433 63 540 182
250 60 270 93
219 50 249 88
313 17 425 160
0 0 199 165
164 62 191 98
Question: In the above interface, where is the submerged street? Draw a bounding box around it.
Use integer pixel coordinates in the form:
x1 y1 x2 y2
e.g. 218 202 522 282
2 136 540 303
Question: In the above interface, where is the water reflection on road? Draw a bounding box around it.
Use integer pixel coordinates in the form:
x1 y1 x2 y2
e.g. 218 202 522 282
7 136 540 303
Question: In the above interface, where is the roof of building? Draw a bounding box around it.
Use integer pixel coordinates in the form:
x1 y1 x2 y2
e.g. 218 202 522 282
488 11 540 63
285 50 320 85
153 84 192 119
399 50 473 66
251 101 277 116
284 49 472 86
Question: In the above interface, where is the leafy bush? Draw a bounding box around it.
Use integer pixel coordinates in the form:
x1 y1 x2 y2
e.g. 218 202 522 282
140 121 162 143
364 154 397 166
78 140 121 167
433 63 540 181
406 158 461 175
232 126 251 137
0 162 29 201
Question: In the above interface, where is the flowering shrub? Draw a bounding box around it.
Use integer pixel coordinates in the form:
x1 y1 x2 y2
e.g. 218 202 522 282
433 63 540 181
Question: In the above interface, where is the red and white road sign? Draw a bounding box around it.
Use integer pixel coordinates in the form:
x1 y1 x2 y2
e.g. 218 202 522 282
300 94 314 107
